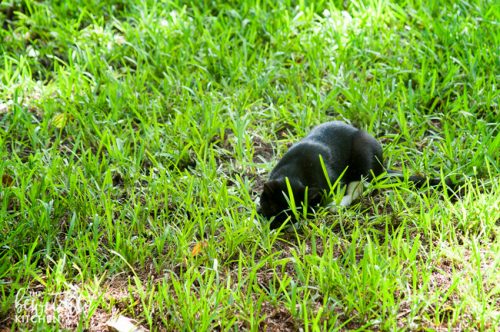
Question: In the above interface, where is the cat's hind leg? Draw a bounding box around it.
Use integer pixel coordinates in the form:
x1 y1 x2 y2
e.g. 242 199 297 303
327 180 363 212
339 181 363 207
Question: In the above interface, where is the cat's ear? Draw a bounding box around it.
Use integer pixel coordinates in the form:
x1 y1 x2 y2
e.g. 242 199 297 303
307 187 322 206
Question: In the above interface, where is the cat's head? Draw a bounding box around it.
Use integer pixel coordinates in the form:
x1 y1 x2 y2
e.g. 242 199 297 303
258 179 323 229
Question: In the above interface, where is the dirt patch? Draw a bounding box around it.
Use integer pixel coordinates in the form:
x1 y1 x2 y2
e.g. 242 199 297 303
214 130 275 196
259 301 297 332
252 135 275 194
252 135 274 164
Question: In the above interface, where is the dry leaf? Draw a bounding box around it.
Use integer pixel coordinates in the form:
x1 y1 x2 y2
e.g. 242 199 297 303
2 174 13 187
107 315 147 332
191 241 208 256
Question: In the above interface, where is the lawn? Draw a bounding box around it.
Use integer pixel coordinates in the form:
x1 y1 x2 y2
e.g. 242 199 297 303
1 0 499 330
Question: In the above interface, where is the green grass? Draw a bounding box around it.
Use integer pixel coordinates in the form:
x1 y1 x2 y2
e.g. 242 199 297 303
1 0 499 330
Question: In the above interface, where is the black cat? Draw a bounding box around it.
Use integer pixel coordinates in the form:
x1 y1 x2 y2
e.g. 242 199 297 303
258 121 456 229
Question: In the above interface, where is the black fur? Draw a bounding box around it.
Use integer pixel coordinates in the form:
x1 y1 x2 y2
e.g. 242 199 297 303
259 121 384 228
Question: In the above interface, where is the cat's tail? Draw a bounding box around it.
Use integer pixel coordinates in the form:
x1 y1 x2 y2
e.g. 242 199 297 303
385 169 464 199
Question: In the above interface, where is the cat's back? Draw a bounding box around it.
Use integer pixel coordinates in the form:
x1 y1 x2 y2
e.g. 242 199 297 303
305 121 359 146
272 122 357 174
